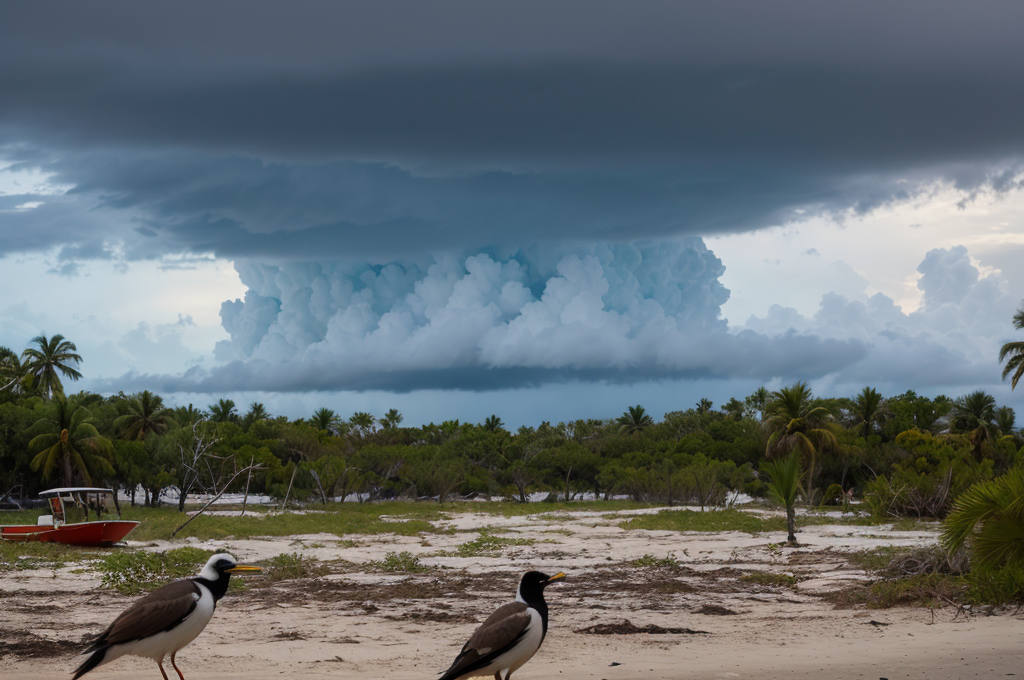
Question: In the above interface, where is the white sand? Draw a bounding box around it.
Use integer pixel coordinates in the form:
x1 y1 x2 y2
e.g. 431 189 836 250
2 505 1020 680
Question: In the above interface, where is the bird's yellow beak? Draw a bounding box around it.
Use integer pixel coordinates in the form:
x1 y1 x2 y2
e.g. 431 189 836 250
547 572 566 583
226 564 262 574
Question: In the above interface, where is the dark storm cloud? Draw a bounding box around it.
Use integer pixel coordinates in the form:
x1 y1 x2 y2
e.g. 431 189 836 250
3 1 1024 259
35 152 851 261
3 1 1023 397
5 59 1024 170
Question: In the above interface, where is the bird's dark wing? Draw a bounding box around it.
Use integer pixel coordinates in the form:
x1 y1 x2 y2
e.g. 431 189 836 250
439 602 532 680
87 579 201 650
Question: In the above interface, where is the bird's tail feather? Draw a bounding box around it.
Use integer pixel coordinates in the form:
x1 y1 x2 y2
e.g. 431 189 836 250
72 647 107 680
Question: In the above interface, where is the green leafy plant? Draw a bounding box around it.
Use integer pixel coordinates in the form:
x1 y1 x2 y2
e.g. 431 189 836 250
740 571 799 588
941 466 1024 571
97 547 215 594
630 553 683 569
370 551 429 573
456 528 534 557
263 552 329 582
761 452 803 543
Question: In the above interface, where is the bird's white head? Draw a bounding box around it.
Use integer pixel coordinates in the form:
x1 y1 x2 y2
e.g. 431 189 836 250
197 552 262 581
199 553 238 580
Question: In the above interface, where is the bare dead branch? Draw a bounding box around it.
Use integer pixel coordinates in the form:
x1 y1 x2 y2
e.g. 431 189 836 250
171 462 264 537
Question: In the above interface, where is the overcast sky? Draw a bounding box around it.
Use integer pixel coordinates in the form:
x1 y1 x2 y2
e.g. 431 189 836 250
2 1 1023 426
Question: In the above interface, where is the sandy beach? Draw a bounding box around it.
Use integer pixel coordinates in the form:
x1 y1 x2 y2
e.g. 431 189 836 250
3 506 1021 680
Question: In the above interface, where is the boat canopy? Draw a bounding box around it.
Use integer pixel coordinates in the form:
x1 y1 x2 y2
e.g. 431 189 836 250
39 487 115 498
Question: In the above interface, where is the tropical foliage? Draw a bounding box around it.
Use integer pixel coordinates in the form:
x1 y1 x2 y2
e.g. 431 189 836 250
941 466 1024 571
617 405 654 435
114 390 173 440
1 333 1022 525
761 452 803 543
764 382 838 502
20 333 83 399
999 303 1024 390
28 394 114 486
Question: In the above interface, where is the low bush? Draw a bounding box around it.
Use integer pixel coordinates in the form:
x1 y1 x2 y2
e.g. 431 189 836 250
263 552 329 582
369 551 429 573
740 571 799 588
865 430 993 519
97 547 214 594
456 528 534 557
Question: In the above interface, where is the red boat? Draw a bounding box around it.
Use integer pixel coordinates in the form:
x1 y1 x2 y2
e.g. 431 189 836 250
1 487 139 547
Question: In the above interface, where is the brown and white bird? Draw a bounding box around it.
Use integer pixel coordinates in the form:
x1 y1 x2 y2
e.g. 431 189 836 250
438 570 566 680
73 552 261 680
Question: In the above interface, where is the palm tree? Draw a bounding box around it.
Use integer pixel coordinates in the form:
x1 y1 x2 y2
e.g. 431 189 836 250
483 415 504 432
381 408 404 430
242 402 270 430
0 345 27 393
311 407 342 434
349 411 377 437
721 397 746 421
851 387 885 439
761 453 804 543
114 390 173 440
617 405 654 435
173 403 204 426
950 391 997 458
247 402 270 421
20 333 83 399
696 398 713 415
941 466 1024 571
764 382 838 502
28 394 114 486
995 406 1016 437
745 386 770 420
208 398 239 423
998 304 1024 390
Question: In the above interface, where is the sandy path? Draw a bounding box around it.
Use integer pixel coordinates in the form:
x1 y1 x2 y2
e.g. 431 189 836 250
2 506 1020 680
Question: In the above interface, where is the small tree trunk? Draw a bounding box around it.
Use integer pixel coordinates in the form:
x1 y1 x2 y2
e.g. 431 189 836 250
280 465 299 510
241 456 254 516
786 505 797 543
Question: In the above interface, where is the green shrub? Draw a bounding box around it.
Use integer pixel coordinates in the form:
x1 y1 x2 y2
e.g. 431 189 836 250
369 551 429 573
264 552 328 582
866 430 993 519
98 547 214 594
966 564 1024 604
456 528 534 557
740 571 799 588
631 553 683 569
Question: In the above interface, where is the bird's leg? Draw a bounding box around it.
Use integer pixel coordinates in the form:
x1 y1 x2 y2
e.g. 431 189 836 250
504 671 514 680
170 652 186 680
157 659 170 680
494 673 501 680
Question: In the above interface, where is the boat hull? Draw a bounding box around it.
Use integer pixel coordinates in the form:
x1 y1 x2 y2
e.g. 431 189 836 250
1 520 139 547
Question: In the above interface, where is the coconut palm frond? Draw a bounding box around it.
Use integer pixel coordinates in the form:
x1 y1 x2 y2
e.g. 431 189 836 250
761 452 803 507
999 348 1024 389
31 444 59 479
70 448 92 486
941 467 1024 571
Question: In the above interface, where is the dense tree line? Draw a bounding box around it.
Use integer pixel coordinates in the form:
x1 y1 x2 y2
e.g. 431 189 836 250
1 333 1023 517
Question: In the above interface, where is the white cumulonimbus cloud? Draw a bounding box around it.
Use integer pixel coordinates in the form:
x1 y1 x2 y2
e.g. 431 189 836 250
111 239 1015 395
743 245 1018 390
152 238 858 392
